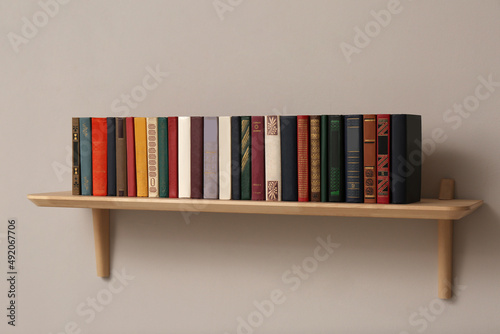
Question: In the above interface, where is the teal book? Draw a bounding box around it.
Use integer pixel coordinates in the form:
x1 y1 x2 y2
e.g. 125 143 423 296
79 117 92 195
158 117 169 198
240 116 251 200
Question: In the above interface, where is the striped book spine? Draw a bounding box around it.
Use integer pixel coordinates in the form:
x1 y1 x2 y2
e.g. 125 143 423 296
147 117 159 197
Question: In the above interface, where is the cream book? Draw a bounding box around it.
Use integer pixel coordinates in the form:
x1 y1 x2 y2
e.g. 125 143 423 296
178 116 191 198
146 117 159 198
265 115 281 201
218 116 231 200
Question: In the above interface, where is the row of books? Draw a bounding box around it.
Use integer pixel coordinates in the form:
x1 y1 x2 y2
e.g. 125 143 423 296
72 114 421 204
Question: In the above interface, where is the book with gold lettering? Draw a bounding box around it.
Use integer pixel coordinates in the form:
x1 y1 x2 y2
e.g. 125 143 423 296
377 114 390 204
328 115 344 202
240 116 251 200
265 115 281 201
363 115 377 203
345 115 363 203
72 118 80 195
147 117 159 197
79 118 92 196
251 116 265 200
309 116 321 202
297 115 310 202
134 117 148 197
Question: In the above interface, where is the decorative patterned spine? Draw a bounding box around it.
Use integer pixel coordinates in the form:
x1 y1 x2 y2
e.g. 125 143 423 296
363 115 377 203
297 115 310 202
240 116 251 200
72 118 80 195
147 118 159 198
265 115 281 201
377 114 390 204
309 116 321 202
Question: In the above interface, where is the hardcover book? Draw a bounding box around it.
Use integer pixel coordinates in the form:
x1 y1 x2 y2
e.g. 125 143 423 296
231 116 241 200
72 118 80 195
251 116 265 201
116 117 127 197
92 118 107 196
327 115 344 202
297 115 310 202
309 115 321 202
191 117 204 199
265 115 281 201
158 117 168 198
240 116 251 200
168 117 178 198
377 114 390 204
280 116 298 201
219 116 231 200
345 115 363 203
107 118 116 196
146 117 159 198
363 115 377 203
320 115 328 202
134 117 148 197
126 117 137 197
204 117 218 199
178 116 191 198
79 118 92 196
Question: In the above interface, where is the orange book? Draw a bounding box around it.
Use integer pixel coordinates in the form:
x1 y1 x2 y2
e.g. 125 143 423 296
92 118 107 196
134 117 148 197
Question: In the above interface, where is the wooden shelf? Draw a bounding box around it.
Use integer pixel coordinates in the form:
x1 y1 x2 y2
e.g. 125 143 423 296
27 179 483 299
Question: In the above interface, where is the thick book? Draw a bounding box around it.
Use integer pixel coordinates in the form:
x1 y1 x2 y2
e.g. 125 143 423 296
240 116 251 200
320 115 328 202
231 116 241 200
345 115 363 203
158 117 168 198
92 118 107 196
72 118 80 195
363 115 377 203
168 117 178 198
178 116 191 198
107 118 116 196
251 116 265 201
280 116 298 201
146 117 159 198
191 117 204 199
377 114 390 204
297 115 310 202
79 118 92 196
126 117 137 197
204 117 218 199
265 115 281 201
134 117 148 197
391 114 422 204
115 117 127 197
327 115 344 202
219 116 231 200
309 115 321 202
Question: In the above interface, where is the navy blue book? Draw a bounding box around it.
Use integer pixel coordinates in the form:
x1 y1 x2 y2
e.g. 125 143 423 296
231 116 241 200
344 115 363 203
391 114 422 204
280 116 298 201
107 117 116 196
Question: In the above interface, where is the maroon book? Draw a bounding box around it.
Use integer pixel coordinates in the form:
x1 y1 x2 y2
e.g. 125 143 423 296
251 116 265 200
190 117 204 199
168 117 178 198
126 117 136 197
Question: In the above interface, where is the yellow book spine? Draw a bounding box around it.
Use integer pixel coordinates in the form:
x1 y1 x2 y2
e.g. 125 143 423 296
134 117 148 197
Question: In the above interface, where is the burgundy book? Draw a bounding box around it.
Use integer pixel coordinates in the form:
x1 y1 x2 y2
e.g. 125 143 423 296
126 117 137 197
363 115 377 203
377 114 390 204
190 117 204 199
297 116 310 202
168 117 178 198
251 116 265 200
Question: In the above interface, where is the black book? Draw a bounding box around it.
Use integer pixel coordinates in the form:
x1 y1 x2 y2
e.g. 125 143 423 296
391 114 422 204
328 115 344 202
345 115 363 203
72 118 80 195
231 116 241 200
280 116 298 201
107 117 116 196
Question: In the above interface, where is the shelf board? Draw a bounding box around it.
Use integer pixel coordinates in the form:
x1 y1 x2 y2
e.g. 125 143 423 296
27 191 482 220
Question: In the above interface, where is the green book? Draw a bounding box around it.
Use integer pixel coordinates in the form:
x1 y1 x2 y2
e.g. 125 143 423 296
158 117 168 198
240 116 251 200
328 115 344 202
320 115 328 202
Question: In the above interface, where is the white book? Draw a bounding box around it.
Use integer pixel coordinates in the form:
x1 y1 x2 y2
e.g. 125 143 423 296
146 117 159 197
218 116 231 200
265 115 281 201
178 116 191 198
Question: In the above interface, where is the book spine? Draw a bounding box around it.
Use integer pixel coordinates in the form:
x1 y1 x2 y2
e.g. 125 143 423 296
72 118 81 195
240 116 251 200
115 118 127 197
134 117 148 197
377 114 390 204
280 116 298 201
345 115 363 203
126 117 136 197
251 116 265 201
309 116 321 202
219 116 231 200
147 117 159 198
168 117 178 198
92 118 107 196
79 118 92 196
327 115 344 202
107 118 116 196
204 117 218 199
297 115 310 202
190 117 204 199
158 117 168 198
363 115 377 203
231 116 241 200
320 115 328 202
265 115 281 201
178 117 191 198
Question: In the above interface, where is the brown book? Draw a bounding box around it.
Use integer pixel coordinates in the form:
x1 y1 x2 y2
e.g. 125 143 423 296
297 116 309 202
309 116 321 202
363 115 377 203
72 118 81 195
190 117 204 199
115 118 127 196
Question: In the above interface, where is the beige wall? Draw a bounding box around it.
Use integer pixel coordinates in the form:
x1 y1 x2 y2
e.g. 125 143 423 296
1 0 499 333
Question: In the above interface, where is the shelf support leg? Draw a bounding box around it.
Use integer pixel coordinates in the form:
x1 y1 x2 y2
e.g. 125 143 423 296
438 178 455 299
92 208 110 278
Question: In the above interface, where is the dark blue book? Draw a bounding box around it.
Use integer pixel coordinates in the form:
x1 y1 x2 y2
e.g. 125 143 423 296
280 116 298 201
79 118 92 196
107 118 116 196
345 115 363 203
231 116 241 200
391 114 422 204
158 117 169 198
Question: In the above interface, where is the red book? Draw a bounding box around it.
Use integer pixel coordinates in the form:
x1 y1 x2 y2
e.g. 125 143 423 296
297 116 310 202
377 114 390 204
251 116 265 200
126 117 137 197
92 118 107 196
168 117 178 198
190 117 204 199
